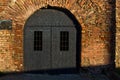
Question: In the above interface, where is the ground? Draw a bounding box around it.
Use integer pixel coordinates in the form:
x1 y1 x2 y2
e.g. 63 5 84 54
0 73 110 80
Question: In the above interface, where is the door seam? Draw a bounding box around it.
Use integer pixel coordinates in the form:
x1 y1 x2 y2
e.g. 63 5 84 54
50 26 53 69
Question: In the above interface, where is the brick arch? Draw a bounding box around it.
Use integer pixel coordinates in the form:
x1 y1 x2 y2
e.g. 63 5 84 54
0 0 114 72
2 0 82 71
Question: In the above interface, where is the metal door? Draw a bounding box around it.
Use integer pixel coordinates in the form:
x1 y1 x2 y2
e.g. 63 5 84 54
24 27 51 71
52 27 76 69
24 9 77 72
24 26 76 71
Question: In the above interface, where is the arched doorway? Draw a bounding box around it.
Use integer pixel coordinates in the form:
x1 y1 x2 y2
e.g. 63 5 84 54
24 8 81 73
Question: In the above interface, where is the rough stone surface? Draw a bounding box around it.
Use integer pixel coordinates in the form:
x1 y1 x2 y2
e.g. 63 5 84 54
0 0 116 72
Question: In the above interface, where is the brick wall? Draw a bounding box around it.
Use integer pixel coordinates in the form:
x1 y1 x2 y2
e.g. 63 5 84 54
0 0 116 72
116 0 120 68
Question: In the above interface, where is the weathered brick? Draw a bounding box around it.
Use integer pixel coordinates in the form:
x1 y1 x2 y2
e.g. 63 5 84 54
0 0 117 72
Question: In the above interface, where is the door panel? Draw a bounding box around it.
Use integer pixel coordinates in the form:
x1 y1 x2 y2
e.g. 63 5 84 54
24 26 77 72
52 27 76 69
24 27 51 71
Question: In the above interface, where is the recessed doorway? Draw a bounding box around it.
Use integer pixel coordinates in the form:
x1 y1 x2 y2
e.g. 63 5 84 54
24 8 81 73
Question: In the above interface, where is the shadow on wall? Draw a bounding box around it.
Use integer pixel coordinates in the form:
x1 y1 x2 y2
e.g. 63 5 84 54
115 68 120 75
109 0 116 68
0 64 115 77
0 0 116 76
